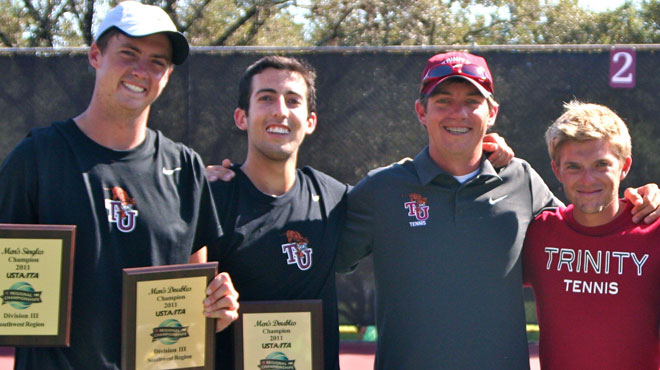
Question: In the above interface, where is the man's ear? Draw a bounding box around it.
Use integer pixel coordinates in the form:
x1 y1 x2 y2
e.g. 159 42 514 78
551 160 562 183
305 112 317 135
415 99 427 128
164 64 174 80
234 108 248 131
487 103 499 128
620 156 632 181
89 43 102 69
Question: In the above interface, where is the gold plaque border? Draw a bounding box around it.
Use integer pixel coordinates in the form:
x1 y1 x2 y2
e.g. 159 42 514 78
234 300 324 370
121 262 218 370
0 223 76 347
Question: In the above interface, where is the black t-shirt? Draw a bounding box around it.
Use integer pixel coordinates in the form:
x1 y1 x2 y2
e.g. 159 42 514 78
0 120 221 369
209 166 348 370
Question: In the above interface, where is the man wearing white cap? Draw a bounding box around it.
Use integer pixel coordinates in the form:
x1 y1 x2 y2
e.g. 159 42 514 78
0 2 238 369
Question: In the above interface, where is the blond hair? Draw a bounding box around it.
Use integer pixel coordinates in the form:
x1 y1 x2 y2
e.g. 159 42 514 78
545 101 631 163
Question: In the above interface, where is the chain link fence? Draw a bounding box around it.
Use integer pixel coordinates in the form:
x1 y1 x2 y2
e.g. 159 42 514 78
2 45 659 325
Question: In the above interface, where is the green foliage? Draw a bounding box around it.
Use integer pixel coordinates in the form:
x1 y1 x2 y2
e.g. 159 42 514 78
0 0 305 47
186 1 306 46
307 0 489 46
305 0 660 45
0 0 22 46
638 0 660 42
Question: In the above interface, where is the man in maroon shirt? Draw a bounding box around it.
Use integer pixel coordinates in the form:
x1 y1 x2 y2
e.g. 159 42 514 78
524 101 660 369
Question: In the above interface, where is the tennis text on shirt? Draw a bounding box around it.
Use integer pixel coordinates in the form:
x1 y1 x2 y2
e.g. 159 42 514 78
544 247 649 295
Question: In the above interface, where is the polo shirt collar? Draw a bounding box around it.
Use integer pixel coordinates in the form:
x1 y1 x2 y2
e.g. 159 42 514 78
413 146 502 186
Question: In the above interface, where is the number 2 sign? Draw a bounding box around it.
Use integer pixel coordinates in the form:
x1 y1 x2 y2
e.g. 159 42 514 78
609 48 636 89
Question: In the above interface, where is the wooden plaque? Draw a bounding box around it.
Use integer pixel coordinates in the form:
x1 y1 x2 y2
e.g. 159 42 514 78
122 262 218 370
0 224 76 347
234 300 324 370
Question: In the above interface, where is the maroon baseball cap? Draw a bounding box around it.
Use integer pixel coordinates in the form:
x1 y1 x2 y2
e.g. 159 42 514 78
419 52 494 98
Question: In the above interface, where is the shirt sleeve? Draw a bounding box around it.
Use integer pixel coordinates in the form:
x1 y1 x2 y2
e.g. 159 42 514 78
191 152 223 254
336 176 375 273
0 135 39 223
527 162 564 215
521 227 535 286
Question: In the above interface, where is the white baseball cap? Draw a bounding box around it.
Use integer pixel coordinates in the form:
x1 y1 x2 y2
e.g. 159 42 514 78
95 1 189 65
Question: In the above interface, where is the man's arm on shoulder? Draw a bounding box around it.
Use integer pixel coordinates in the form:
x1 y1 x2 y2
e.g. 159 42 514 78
483 132 514 169
336 177 375 273
624 184 660 224
206 159 235 182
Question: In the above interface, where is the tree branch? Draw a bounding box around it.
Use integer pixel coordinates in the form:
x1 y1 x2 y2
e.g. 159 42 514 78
163 0 181 30
23 0 55 46
179 0 214 33
213 4 258 45
459 18 509 44
0 31 12 47
314 4 357 46
237 6 269 45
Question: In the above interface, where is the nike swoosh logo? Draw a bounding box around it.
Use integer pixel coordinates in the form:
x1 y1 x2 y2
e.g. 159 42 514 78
162 167 181 176
488 195 508 205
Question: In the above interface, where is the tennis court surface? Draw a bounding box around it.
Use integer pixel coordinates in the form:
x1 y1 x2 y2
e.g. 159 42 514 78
0 343 540 369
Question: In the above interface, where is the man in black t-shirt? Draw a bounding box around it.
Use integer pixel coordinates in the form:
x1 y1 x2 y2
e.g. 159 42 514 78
192 56 349 370
0 2 238 369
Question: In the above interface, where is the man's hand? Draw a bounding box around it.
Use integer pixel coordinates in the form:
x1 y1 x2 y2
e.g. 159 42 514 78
206 159 235 182
204 272 239 332
189 248 240 331
624 183 660 224
483 133 514 168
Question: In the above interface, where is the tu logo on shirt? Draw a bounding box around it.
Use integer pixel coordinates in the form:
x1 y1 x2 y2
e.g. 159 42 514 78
281 230 313 271
404 193 429 227
104 186 139 233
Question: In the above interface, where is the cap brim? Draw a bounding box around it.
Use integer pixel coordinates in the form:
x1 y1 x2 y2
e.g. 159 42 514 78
165 32 189 65
423 75 491 99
